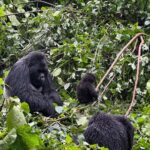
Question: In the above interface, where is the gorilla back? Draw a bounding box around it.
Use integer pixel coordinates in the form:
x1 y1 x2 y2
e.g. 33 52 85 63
4 51 63 117
84 112 134 150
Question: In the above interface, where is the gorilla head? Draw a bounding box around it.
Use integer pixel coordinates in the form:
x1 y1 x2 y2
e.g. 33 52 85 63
4 51 63 117
28 52 48 89
81 73 96 84
84 112 134 150
76 73 98 104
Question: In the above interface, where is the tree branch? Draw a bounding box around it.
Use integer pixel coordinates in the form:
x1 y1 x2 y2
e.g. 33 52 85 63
96 33 145 91
125 36 144 116
0 10 43 17
99 75 115 98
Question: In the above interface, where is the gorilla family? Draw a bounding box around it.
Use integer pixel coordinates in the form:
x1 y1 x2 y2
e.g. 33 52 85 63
4 51 134 148
4 51 63 117
84 112 134 150
76 73 98 104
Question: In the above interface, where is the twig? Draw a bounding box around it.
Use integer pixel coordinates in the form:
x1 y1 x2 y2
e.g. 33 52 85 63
96 33 145 91
31 0 56 7
125 36 144 116
92 75 115 106
6 0 56 8
99 75 115 97
92 35 105 67
0 10 43 18
132 39 138 53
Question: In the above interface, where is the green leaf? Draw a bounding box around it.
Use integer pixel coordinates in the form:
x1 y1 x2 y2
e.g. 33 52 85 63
146 80 150 94
17 6 25 13
145 20 150 26
11 125 44 149
76 116 88 126
0 88 3 95
57 77 64 86
0 129 7 140
8 15 20 26
0 129 17 150
137 116 146 125
21 102 30 113
142 122 150 136
52 68 61 77
6 106 27 131
116 34 122 41
9 97 21 105
0 6 5 17
52 10 61 24
55 106 63 114
53 11 61 17
64 83 70 90
0 78 4 85
65 135 72 144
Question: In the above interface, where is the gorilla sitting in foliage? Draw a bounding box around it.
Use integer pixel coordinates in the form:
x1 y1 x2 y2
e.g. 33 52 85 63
84 112 134 150
76 73 98 104
4 51 63 117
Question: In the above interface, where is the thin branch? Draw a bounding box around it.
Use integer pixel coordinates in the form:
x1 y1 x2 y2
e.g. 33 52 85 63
96 33 145 91
125 36 144 116
132 38 138 53
31 0 56 7
99 75 115 97
96 37 140 101
92 75 115 106
6 0 56 8
0 10 43 18
92 35 105 67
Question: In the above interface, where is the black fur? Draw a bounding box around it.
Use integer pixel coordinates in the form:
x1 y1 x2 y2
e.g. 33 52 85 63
4 51 63 117
76 73 98 104
84 112 134 150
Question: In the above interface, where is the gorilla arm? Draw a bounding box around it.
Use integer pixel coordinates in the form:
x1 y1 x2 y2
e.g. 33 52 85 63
43 74 63 106
87 83 98 99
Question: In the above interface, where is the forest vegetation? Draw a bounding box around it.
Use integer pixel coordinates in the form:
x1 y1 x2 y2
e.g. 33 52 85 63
0 0 150 149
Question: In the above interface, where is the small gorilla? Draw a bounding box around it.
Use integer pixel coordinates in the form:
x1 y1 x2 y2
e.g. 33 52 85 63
4 51 63 117
76 73 98 104
84 112 134 150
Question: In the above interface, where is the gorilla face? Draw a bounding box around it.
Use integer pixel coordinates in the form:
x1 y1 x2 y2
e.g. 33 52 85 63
29 62 48 89
27 52 48 89
82 73 96 85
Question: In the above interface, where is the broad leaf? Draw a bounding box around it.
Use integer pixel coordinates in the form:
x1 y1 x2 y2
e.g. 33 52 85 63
0 129 17 150
8 15 20 26
6 106 27 131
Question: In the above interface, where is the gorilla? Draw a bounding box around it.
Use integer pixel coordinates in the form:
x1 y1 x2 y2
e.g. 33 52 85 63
76 73 98 104
4 51 63 117
84 112 134 150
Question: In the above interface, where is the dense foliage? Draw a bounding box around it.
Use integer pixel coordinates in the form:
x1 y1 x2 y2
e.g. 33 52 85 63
0 0 150 149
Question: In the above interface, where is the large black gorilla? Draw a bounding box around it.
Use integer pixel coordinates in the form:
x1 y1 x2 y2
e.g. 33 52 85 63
76 73 98 104
84 112 134 150
4 51 63 117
